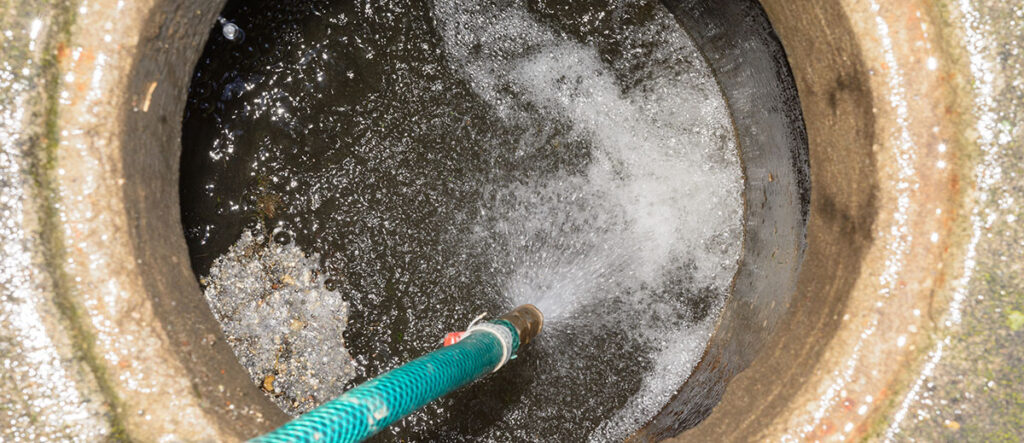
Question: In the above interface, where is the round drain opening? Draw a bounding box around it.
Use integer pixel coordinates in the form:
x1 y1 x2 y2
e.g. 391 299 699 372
180 0 807 440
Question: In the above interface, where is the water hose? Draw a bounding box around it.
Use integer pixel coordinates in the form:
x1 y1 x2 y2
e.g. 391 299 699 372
252 304 544 443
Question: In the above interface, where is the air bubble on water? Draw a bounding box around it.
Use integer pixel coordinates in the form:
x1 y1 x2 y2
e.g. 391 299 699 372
218 17 244 42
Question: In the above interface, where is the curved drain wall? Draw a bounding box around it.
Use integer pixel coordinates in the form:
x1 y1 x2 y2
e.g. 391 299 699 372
675 1 880 440
79 0 950 439
640 0 811 438
0 0 985 441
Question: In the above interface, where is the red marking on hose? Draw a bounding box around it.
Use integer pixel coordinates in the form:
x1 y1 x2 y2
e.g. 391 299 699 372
443 331 467 347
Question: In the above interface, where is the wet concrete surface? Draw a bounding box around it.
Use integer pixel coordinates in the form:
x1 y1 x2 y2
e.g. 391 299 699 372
665 0 1024 440
0 1 113 439
1 0 1023 441
887 0 1024 440
2 0 259 440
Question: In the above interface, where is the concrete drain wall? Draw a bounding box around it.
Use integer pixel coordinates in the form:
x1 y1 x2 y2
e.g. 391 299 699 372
0 0 1010 441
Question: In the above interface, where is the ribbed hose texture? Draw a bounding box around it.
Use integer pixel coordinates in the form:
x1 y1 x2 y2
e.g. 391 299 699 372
252 321 519 442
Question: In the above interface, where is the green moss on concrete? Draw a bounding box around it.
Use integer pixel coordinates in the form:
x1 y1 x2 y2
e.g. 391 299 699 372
28 2 128 440
1006 310 1024 331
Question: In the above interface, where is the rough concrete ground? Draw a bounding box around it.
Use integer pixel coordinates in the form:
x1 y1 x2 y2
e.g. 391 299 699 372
889 0 1024 440
1 1 112 439
1 0 1022 440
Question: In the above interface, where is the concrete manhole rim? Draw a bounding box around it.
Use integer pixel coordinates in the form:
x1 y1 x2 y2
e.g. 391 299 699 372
2 0 991 441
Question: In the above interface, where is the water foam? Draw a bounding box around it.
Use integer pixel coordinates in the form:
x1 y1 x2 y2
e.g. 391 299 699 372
203 226 356 415
187 0 743 438
433 0 743 438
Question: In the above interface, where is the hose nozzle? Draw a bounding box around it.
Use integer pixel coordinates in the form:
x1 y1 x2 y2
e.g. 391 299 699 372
499 304 544 346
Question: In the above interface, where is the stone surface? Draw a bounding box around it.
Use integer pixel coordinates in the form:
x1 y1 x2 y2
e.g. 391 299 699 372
675 0 1024 440
1 1 112 440
887 0 1024 440
1 0 276 440
1 0 1021 441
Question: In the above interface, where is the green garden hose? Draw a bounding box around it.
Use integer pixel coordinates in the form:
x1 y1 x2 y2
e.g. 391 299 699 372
252 305 543 443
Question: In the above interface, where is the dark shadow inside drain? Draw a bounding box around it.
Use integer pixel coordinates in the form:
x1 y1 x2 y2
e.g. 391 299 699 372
179 0 806 440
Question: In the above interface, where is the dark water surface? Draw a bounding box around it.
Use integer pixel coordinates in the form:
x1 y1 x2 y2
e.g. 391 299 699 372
181 0 742 440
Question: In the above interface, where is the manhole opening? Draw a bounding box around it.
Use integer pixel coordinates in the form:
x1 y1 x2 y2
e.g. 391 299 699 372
179 0 806 440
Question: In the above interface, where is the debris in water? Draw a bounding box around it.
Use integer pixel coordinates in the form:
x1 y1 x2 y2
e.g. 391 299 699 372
202 225 356 415
184 0 742 439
